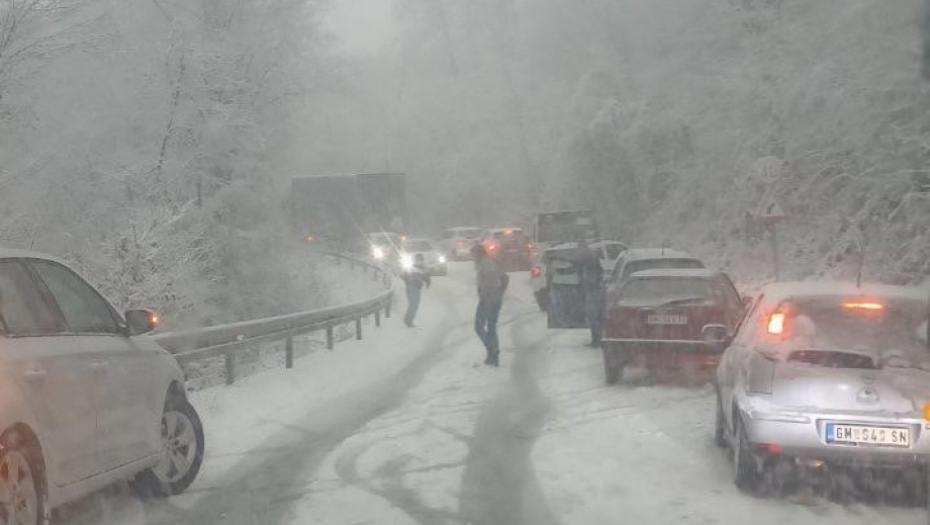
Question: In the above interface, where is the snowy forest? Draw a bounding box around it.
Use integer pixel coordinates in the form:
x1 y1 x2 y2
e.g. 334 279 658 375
2 0 929 326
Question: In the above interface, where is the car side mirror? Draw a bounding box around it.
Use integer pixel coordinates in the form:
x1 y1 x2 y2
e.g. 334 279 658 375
126 309 159 335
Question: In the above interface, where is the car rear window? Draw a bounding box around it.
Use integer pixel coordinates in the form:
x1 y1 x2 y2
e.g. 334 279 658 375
622 258 704 280
460 229 482 239
618 278 716 307
758 297 930 369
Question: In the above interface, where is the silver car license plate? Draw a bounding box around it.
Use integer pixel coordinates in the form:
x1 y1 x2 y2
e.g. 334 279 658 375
646 314 688 325
826 423 911 448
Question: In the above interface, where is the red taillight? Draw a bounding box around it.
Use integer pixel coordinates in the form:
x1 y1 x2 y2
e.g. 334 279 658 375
843 302 884 311
531 266 542 278
767 312 785 335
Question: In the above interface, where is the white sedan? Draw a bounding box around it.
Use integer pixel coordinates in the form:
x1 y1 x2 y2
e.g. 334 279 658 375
0 249 204 524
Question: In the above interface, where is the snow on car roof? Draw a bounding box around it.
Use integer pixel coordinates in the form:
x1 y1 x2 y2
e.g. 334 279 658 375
621 248 694 260
759 281 930 303
488 227 524 233
627 268 721 279
0 248 68 264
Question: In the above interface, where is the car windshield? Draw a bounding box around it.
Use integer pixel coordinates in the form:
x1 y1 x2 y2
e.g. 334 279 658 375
760 297 930 369
618 277 716 307
403 241 434 252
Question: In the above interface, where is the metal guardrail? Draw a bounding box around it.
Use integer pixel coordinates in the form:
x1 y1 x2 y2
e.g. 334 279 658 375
152 251 393 385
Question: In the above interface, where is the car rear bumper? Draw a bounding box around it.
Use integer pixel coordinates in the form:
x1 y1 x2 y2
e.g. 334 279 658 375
602 339 722 368
602 338 721 352
742 406 930 468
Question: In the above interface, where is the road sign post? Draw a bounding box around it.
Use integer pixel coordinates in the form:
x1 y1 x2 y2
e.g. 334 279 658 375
754 186 789 281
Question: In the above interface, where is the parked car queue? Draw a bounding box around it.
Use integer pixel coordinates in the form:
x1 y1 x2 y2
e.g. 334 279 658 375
534 240 930 503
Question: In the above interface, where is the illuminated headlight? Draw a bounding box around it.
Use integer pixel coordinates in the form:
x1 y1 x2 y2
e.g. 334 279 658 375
372 246 385 260
400 253 414 270
438 255 447 264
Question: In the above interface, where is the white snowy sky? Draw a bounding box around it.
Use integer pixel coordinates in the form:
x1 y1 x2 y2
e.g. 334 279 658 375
325 0 396 55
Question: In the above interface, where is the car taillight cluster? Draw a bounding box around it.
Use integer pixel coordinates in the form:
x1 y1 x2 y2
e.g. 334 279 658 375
531 266 542 278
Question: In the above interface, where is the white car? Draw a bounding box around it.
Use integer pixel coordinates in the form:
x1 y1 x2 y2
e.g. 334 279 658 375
438 227 484 261
400 239 448 276
0 249 204 524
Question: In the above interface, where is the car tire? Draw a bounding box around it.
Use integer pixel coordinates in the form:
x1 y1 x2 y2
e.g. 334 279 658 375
733 415 760 492
714 392 727 449
603 344 625 385
0 432 46 525
131 395 205 499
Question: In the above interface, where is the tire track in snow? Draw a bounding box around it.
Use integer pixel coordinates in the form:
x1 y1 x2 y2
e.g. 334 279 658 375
458 305 561 525
131 282 468 525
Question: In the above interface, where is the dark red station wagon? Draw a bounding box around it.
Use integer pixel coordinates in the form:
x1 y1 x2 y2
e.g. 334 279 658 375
601 268 746 384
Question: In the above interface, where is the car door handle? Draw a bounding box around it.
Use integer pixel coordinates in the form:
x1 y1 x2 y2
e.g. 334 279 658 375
23 369 47 383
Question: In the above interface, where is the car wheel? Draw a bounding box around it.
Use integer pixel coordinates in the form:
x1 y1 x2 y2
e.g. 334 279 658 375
603 344 625 385
714 392 727 449
0 435 45 525
733 415 760 492
132 395 205 499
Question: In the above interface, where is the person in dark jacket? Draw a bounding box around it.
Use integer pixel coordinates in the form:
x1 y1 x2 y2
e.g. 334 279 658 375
474 244 509 366
577 241 605 347
401 253 431 327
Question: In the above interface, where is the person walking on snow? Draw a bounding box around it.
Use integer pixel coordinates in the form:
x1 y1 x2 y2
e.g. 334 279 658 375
401 253 431 327
473 244 509 366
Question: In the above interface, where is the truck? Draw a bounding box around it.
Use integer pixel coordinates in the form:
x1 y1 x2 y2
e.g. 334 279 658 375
290 173 407 252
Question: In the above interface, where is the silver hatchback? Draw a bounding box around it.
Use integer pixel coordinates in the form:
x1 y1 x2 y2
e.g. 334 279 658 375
715 281 930 491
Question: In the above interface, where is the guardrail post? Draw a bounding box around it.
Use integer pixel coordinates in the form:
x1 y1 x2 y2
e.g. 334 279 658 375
225 352 236 385
356 318 363 340
375 310 381 327
285 336 294 369
326 326 334 350
385 301 392 319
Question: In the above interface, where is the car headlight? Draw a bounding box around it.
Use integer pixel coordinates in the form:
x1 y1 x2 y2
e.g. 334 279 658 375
372 246 385 260
438 255 447 264
400 253 414 270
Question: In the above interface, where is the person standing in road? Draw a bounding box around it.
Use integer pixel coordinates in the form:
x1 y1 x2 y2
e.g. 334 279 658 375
401 253 431 328
578 241 605 348
474 244 509 366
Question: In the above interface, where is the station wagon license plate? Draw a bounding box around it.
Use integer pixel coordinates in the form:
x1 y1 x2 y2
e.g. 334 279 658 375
645 314 688 325
826 424 910 448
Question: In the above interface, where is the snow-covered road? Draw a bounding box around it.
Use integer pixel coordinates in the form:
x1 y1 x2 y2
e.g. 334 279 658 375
57 262 925 525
